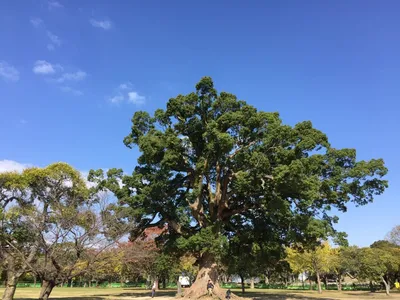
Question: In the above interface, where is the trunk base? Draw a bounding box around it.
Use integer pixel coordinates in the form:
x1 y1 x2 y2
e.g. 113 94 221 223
2 275 17 300
181 257 242 300
39 280 56 300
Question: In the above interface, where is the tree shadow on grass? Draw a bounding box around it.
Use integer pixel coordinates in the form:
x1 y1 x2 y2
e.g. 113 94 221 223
15 298 105 300
239 291 336 300
93 289 176 298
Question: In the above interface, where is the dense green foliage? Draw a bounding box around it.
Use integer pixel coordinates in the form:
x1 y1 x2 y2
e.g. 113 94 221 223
89 77 387 268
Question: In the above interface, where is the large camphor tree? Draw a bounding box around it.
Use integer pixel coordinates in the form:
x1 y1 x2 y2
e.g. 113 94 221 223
90 77 388 299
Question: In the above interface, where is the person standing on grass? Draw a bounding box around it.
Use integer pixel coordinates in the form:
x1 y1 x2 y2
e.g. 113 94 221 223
207 280 214 296
151 281 157 298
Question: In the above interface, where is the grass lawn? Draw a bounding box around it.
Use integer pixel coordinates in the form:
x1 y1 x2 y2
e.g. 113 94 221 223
2 287 400 300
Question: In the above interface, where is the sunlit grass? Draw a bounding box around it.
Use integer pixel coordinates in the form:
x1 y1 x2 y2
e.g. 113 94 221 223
1 287 400 300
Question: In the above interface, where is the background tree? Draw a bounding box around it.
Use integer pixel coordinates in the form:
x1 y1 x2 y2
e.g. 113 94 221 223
0 171 38 300
18 163 109 300
357 247 400 296
386 226 400 246
286 242 332 294
329 246 359 291
224 234 260 294
89 77 388 299
0 163 123 300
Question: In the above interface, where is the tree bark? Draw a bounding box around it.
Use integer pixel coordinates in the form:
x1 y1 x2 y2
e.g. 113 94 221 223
183 253 241 299
316 272 322 294
2 274 17 300
381 277 390 296
38 280 56 300
309 278 313 290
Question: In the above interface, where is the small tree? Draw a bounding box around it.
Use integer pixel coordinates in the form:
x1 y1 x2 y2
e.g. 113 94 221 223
0 163 121 300
225 235 260 294
329 246 359 291
0 171 38 300
286 242 332 294
357 247 400 296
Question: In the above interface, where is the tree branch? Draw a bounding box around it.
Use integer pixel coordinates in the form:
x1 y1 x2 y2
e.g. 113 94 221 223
228 140 257 159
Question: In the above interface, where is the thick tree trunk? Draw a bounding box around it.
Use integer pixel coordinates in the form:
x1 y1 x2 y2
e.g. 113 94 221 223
250 278 255 289
162 278 166 289
381 277 390 296
316 272 322 294
38 280 56 300
2 274 17 300
183 254 241 299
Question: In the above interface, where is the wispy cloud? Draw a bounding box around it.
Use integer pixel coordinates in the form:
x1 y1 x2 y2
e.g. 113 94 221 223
57 71 87 83
47 31 61 46
90 18 112 30
60 86 83 96
33 60 62 75
128 92 146 105
109 94 124 103
119 82 133 90
108 82 145 105
48 1 64 10
30 18 62 51
30 17 43 28
0 61 20 82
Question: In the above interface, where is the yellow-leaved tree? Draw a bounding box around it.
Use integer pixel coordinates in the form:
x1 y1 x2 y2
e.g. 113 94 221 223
286 242 333 294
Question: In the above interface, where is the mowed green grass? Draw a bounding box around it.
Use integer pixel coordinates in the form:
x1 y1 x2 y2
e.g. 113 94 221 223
2 287 400 300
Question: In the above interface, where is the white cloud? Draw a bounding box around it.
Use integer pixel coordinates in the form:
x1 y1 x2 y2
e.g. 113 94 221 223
47 31 61 47
128 91 146 105
57 71 87 83
0 160 32 173
119 82 132 90
90 19 112 30
47 44 55 51
33 60 58 75
60 86 83 96
30 17 43 28
108 82 145 105
48 1 64 10
109 94 124 103
0 61 20 82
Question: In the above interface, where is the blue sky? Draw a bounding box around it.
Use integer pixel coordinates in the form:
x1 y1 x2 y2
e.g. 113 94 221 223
1 0 399 247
